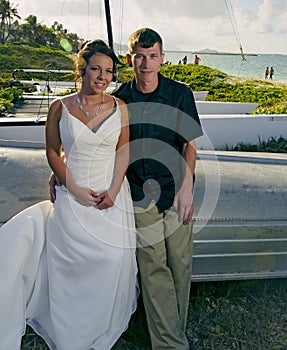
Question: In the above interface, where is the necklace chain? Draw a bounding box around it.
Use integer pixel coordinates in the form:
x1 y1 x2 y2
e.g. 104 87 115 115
76 93 105 118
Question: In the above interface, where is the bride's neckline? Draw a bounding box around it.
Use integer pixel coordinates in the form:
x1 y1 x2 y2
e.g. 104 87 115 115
75 93 105 119
61 97 118 134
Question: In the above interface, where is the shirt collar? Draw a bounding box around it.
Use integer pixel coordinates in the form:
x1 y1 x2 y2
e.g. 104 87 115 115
121 73 170 102
154 74 170 101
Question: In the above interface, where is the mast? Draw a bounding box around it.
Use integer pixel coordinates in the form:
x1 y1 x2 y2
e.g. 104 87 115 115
104 0 113 50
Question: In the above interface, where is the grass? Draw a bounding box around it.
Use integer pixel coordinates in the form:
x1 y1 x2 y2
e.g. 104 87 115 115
225 136 287 153
21 278 287 350
187 279 287 349
118 62 287 115
1 45 287 114
0 43 73 72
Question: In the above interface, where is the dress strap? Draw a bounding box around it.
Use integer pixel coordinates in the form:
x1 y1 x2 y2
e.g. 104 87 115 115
57 98 69 120
58 98 66 109
112 95 119 108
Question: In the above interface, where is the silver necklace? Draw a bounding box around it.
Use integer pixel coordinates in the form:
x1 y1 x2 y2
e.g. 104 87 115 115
76 93 105 118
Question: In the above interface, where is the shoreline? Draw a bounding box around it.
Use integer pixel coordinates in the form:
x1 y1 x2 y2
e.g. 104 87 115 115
162 51 287 83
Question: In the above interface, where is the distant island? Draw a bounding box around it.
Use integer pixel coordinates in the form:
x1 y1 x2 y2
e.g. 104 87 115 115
165 48 258 56
114 45 258 56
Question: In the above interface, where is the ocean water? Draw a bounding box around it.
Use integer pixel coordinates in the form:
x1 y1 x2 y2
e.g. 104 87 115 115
163 51 287 83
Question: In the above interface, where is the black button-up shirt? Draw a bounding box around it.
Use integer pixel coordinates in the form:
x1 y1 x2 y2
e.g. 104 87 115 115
112 73 203 212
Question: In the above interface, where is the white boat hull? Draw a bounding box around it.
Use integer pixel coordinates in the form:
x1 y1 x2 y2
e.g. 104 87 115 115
1 147 286 281
0 118 45 148
197 114 287 150
196 100 258 114
1 114 286 150
0 91 284 150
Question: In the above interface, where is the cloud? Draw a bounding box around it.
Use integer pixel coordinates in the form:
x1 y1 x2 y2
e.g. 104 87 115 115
19 0 92 18
247 0 287 34
14 0 287 54
118 0 232 51
132 0 225 19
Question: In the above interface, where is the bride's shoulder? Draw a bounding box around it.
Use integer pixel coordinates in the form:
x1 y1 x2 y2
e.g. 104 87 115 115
109 95 126 108
114 97 128 124
59 93 77 106
50 93 75 108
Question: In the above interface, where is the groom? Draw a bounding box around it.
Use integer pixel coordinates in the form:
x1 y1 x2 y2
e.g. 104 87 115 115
112 28 202 349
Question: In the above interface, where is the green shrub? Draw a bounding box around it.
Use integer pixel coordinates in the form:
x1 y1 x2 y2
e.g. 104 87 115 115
0 87 23 114
1 46 287 116
226 136 287 153
0 43 74 73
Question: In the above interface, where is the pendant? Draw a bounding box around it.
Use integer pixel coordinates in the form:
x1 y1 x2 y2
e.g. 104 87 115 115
76 93 105 118
79 104 90 118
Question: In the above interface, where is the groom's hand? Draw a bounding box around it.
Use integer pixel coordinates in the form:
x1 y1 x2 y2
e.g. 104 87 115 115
49 173 62 203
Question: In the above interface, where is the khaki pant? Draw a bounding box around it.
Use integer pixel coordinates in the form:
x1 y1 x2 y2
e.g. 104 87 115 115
134 202 193 350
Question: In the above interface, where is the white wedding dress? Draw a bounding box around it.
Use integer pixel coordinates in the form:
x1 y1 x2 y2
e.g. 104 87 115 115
0 98 138 350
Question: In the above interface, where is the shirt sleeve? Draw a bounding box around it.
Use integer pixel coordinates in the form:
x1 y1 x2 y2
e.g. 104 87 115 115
177 86 203 143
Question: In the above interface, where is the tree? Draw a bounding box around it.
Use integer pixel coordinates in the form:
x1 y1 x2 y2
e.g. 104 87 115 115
0 0 20 44
0 4 81 52
51 21 81 52
19 15 56 47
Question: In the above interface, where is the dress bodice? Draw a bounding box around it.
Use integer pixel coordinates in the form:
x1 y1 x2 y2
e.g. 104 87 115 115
59 99 121 192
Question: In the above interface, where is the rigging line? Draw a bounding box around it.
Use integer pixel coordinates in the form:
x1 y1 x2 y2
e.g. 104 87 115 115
224 0 246 61
60 0 66 18
237 58 245 76
87 0 90 39
99 0 103 39
119 0 124 54
225 0 240 47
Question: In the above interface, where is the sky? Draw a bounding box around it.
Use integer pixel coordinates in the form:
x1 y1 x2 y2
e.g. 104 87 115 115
16 0 287 55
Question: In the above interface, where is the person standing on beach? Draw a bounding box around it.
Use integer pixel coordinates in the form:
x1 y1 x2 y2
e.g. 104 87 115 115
182 55 188 64
265 67 269 80
194 54 201 65
269 66 274 80
112 28 203 350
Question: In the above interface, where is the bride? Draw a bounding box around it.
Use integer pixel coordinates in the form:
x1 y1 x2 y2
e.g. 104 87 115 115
0 39 138 350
